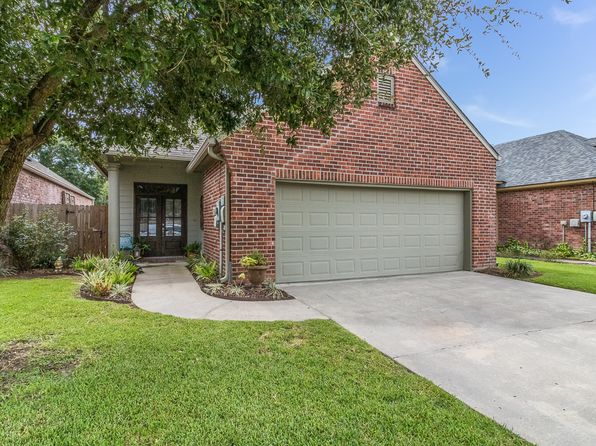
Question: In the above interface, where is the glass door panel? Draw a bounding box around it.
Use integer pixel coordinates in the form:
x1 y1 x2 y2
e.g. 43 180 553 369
139 197 157 237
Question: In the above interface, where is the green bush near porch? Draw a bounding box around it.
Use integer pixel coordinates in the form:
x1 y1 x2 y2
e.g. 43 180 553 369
0 277 527 445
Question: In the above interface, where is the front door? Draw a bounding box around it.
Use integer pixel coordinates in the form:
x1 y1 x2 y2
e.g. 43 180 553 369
134 183 187 256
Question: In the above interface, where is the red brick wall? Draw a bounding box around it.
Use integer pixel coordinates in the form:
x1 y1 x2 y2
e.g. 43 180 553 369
11 169 94 205
497 183 596 249
202 64 498 278
202 161 226 265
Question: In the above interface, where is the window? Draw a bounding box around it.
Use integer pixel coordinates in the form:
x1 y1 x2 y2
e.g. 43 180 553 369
164 198 182 237
377 73 395 106
138 197 157 237
62 191 76 205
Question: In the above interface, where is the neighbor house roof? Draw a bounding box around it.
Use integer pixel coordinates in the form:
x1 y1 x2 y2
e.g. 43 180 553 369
23 158 95 201
496 130 596 189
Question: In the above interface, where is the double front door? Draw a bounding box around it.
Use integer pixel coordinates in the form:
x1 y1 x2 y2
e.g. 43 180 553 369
134 183 187 256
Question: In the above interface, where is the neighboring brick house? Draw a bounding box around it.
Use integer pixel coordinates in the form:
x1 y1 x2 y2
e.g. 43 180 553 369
11 158 95 205
104 60 499 282
496 130 596 250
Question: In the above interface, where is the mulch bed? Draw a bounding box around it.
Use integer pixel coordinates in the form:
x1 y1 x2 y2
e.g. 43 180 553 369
187 265 293 301
79 287 134 305
3 268 78 279
198 281 294 301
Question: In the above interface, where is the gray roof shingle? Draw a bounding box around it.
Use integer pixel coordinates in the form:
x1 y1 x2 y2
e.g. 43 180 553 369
105 134 209 161
496 130 596 188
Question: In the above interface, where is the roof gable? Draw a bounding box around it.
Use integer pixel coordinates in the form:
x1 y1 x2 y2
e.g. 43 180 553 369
412 58 499 160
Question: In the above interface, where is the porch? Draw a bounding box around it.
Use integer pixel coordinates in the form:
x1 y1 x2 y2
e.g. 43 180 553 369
105 157 203 256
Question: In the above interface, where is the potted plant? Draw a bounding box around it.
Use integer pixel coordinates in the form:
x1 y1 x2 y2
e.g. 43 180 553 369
184 241 202 258
132 237 150 259
240 250 268 286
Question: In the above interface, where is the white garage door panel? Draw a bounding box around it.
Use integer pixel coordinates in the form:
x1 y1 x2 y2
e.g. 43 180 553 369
276 183 464 283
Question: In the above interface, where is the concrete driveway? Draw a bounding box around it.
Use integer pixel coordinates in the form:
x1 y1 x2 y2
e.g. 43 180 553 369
283 271 596 446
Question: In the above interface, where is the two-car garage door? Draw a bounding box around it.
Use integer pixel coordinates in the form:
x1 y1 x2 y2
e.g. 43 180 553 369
275 182 465 283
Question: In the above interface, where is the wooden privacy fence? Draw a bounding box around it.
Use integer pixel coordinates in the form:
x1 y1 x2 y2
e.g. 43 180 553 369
6 204 108 256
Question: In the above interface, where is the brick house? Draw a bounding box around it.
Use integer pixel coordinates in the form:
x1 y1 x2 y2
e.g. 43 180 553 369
104 61 498 282
496 130 596 250
11 158 95 206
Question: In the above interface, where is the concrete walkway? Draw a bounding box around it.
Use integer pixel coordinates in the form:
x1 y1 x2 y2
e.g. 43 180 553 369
283 272 596 446
132 262 325 321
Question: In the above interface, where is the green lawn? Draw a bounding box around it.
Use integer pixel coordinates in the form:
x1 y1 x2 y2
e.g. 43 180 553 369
498 257 596 294
0 277 527 445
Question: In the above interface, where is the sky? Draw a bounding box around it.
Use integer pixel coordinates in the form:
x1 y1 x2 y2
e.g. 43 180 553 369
432 0 596 145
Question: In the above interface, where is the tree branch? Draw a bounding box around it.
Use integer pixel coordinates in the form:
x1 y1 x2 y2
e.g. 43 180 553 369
19 0 108 138
122 1 147 22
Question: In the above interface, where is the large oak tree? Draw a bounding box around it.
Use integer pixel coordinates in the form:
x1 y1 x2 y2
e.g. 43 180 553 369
1 0 534 219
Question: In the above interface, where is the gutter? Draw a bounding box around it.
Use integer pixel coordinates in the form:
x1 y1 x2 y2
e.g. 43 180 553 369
204 142 232 284
186 136 221 173
497 177 596 192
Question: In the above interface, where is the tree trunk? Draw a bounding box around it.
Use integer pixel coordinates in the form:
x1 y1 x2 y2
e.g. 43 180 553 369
0 137 49 222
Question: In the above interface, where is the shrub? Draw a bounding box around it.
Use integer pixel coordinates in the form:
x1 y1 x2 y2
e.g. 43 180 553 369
72 255 101 272
0 259 16 277
77 255 138 297
1 211 74 270
184 242 202 257
107 259 138 285
502 259 534 279
227 285 245 297
263 280 285 299
186 253 206 269
193 259 218 281
576 251 596 261
206 283 224 293
551 243 575 258
81 270 114 297
240 250 268 268
109 283 131 299
497 238 591 261
497 238 544 258
110 268 136 286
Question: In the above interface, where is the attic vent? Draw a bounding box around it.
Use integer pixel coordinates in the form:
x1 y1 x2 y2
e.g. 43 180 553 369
377 73 395 105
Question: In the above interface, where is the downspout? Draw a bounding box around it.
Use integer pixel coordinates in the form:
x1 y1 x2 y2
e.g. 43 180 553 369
207 143 232 283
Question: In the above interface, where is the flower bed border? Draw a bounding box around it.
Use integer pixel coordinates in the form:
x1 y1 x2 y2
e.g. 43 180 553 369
79 286 136 305
187 265 294 301
198 281 294 301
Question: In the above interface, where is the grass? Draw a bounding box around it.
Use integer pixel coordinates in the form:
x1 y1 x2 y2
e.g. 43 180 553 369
498 257 596 294
0 277 527 445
